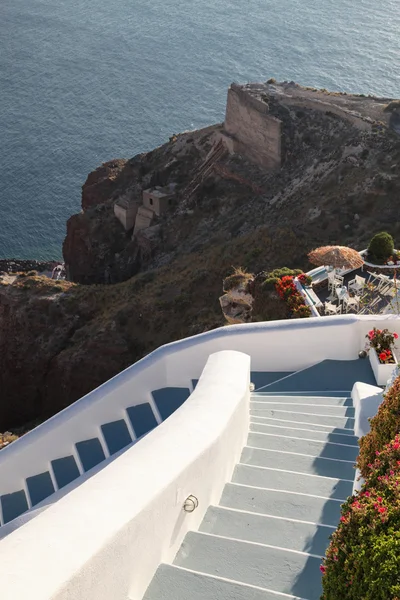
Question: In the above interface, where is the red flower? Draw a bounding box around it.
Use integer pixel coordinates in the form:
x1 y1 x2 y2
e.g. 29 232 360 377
320 565 326 574
378 506 387 514
394 333 399 339
379 352 388 361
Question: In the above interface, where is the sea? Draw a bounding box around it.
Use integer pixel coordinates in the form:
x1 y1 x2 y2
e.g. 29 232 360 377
1 0 399 259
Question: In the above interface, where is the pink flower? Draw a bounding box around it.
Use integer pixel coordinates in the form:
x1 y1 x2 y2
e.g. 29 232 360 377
365 491 371 497
377 497 383 503
376 451 380 456
320 565 326 574
340 516 347 523
378 506 387 514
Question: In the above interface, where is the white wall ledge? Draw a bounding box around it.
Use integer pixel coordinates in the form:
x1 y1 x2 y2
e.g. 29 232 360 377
351 381 384 494
0 350 251 600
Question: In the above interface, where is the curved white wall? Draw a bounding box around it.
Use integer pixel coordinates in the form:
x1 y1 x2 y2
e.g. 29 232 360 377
0 350 250 600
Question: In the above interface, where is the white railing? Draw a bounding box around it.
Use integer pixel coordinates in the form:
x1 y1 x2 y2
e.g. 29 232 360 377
1 315 400 599
294 277 321 317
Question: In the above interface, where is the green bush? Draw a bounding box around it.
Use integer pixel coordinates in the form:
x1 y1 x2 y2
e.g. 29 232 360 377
321 479 400 599
357 376 400 478
368 232 394 261
261 267 303 290
321 438 400 600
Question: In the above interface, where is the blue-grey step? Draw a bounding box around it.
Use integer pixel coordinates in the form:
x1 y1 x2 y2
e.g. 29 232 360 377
248 432 359 462
51 456 80 489
101 419 132 455
251 401 355 417
233 464 353 499
1 490 29 524
255 391 353 398
264 359 375 392
250 408 355 429
250 415 355 435
251 372 293 391
241 446 356 479
250 422 358 446
220 483 342 526
200 506 331 556
76 438 106 472
143 564 295 600
152 387 191 420
26 471 55 506
174 532 322 600
126 403 157 438
252 394 353 406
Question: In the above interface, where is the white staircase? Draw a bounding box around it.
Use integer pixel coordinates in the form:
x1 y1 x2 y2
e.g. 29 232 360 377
143 391 357 600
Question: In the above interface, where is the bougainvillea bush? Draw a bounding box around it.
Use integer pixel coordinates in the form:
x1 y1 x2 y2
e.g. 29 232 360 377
321 438 400 599
357 375 400 478
275 275 312 319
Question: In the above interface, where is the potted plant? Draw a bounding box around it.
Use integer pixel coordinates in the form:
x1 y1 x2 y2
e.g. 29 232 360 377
366 327 399 385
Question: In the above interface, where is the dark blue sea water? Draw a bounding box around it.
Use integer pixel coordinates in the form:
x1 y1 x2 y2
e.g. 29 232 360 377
1 0 399 259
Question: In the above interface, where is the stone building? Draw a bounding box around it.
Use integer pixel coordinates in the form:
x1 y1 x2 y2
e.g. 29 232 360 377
142 185 176 217
133 206 155 236
222 83 282 171
114 197 138 231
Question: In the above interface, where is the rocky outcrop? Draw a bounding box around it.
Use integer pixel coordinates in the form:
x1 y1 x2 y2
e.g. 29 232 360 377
62 126 220 283
81 158 135 210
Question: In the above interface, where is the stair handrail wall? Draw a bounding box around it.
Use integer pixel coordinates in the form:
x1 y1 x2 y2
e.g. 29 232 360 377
0 350 251 600
1 315 400 502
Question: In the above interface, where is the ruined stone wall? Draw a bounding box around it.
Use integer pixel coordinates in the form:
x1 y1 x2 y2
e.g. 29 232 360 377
114 201 138 231
224 84 281 170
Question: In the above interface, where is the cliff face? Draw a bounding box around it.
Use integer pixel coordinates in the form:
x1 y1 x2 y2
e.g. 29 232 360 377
63 83 400 288
2 81 400 433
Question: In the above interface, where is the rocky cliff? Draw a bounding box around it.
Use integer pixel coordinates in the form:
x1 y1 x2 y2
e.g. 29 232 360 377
2 81 400 434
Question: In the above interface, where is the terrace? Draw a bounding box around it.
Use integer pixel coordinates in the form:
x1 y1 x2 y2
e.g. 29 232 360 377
299 249 400 317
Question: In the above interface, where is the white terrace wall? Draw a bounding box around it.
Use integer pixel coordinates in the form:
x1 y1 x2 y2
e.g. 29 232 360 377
1 314 400 506
224 83 281 170
1 315 400 599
